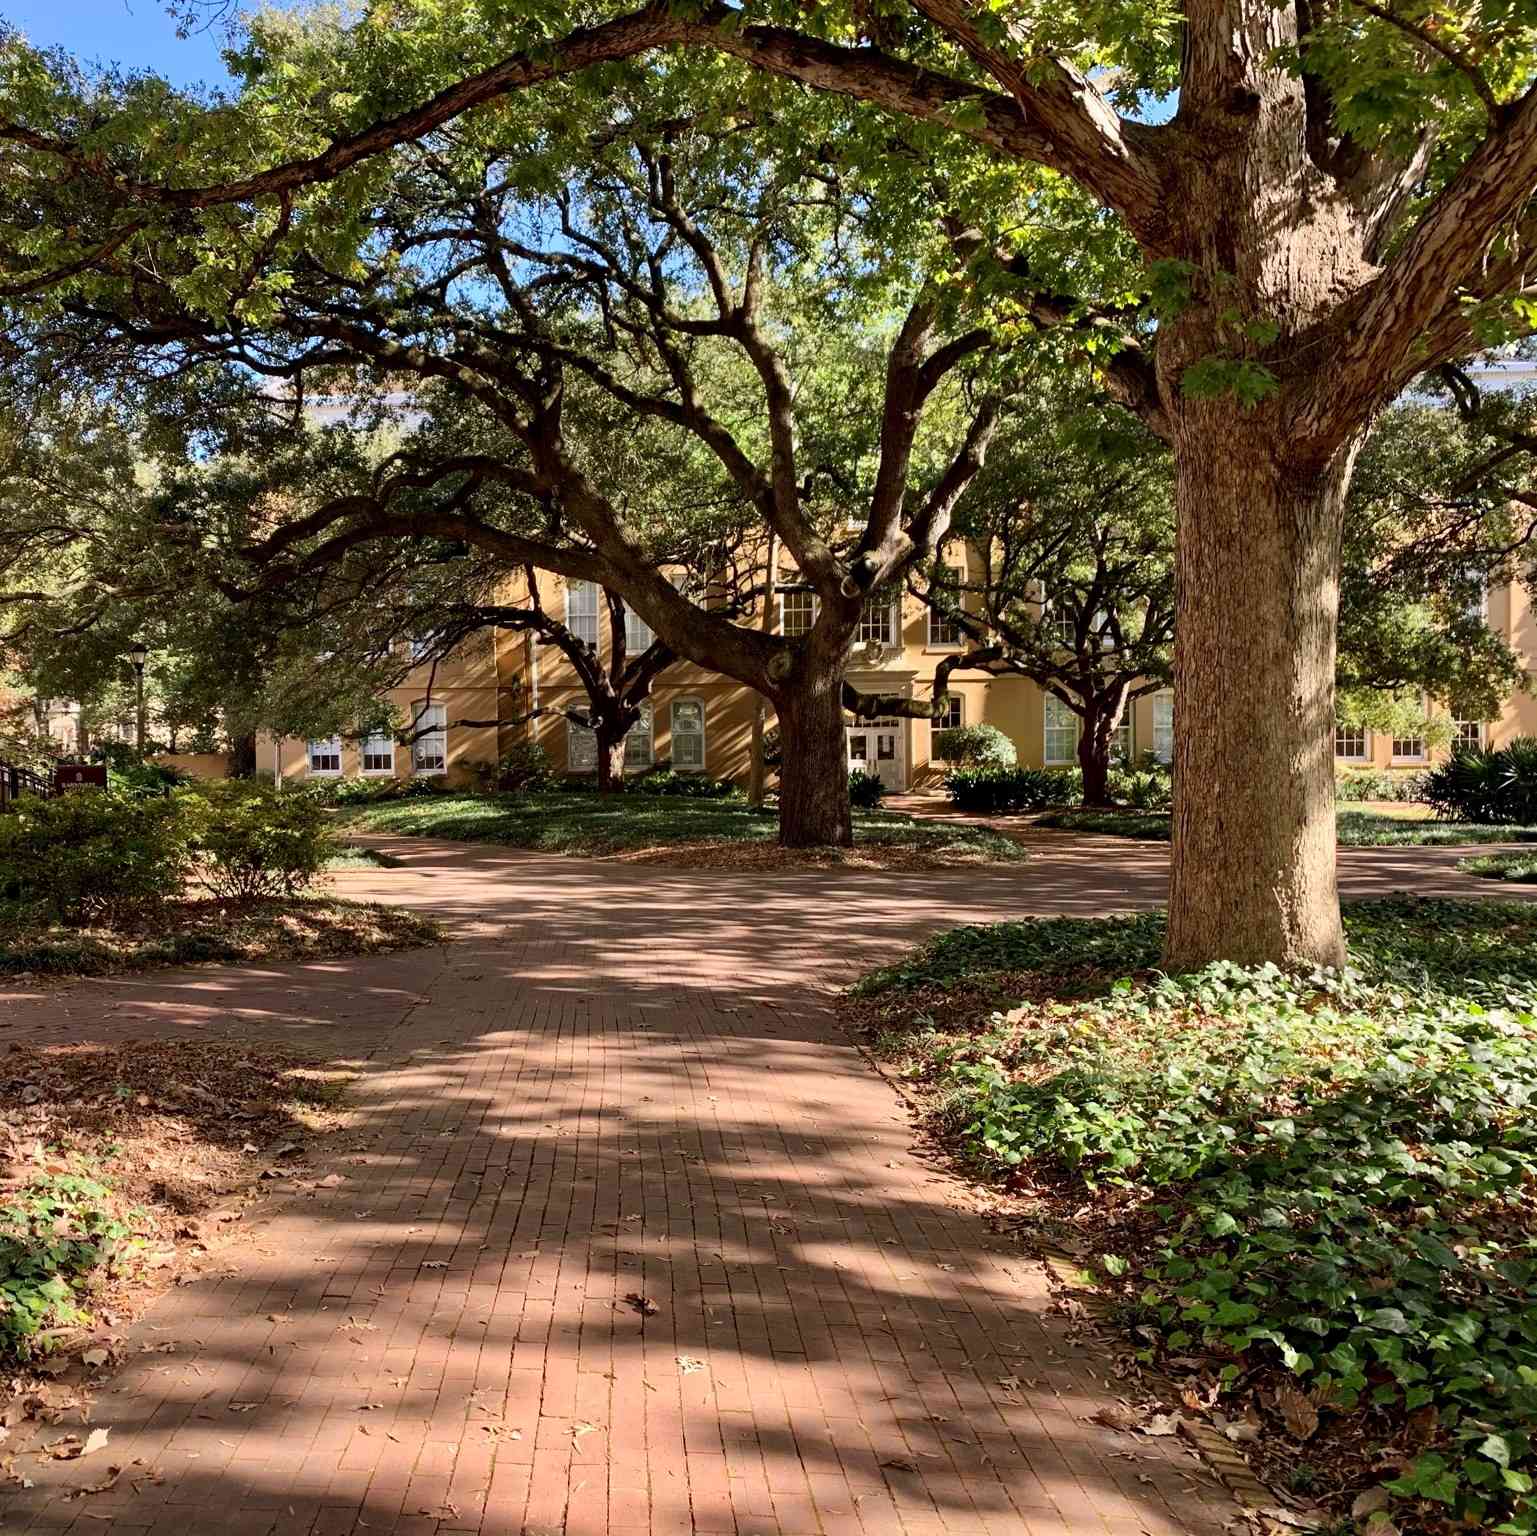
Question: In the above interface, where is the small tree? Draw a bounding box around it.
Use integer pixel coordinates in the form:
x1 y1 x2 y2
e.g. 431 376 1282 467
911 393 1175 806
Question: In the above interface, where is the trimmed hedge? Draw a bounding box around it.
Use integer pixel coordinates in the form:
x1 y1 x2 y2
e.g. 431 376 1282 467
932 723 1017 768
944 766 1079 813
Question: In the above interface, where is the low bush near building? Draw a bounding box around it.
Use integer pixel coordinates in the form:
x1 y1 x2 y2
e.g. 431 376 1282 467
1422 738 1537 824
181 781 335 899
1107 753 1173 810
1335 768 1429 802
943 765 1080 813
932 723 1017 769
848 769 886 809
496 742 554 791
630 766 742 798
0 792 190 924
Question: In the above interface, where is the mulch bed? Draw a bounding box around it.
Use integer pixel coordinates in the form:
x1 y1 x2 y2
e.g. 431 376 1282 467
0 896 441 979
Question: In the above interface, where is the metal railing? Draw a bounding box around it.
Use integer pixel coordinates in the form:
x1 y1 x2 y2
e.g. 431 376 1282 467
0 761 54 810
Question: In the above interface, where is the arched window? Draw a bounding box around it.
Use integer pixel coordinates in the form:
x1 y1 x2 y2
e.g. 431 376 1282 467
671 699 706 772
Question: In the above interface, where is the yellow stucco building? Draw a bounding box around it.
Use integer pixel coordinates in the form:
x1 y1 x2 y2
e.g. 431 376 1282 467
255 568 1535 794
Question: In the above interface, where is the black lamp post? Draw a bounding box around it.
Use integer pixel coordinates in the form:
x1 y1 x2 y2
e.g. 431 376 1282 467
128 640 149 754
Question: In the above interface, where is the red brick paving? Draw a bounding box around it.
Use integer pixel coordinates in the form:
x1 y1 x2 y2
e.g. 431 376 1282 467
0 835 1514 1535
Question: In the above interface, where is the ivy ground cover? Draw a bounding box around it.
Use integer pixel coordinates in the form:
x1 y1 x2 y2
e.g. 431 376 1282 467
851 899 1537 1535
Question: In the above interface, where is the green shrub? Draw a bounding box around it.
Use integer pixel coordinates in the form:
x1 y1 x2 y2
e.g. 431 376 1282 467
1107 753 1173 810
1423 738 1537 823
0 792 190 924
630 767 742 799
0 1172 135 1358
86 741 188 799
932 723 1017 769
181 781 335 899
944 765 1079 813
1335 768 1427 803
497 742 553 791
848 769 886 809
866 900 1537 1535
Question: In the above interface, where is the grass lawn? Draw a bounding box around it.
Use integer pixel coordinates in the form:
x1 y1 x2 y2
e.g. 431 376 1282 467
340 791 1026 865
1458 850 1537 882
0 895 440 977
849 897 1537 1534
1035 805 1537 846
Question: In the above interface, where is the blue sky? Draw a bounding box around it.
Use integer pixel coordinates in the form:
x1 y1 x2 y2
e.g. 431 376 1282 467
6 0 234 87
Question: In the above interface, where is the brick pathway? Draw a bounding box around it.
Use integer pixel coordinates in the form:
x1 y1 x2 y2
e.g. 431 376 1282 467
0 836 1517 1536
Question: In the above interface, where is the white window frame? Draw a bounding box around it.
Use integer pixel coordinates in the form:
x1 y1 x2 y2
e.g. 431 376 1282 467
624 702 654 771
777 587 819 638
858 595 899 646
307 737 342 777
568 718 597 773
937 693 964 732
410 702 447 775
1151 691 1174 764
361 731 395 776
1044 694 1079 766
624 604 655 654
1113 711 1133 763
670 698 707 773
1453 718 1487 752
1334 723 1371 763
566 579 599 648
1047 603 1076 648
927 567 966 648
1391 731 1427 764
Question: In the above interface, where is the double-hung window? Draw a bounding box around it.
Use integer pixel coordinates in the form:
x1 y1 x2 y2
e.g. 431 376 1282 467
1334 723 1370 762
307 737 342 776
624 605 655 653
938 694 964 731
670 699 706 772
568 719 597 772
1453 718 1486 751
566 580 599 647
1044 695 1078 765
624 702 654 771
1151 692 1174 764
858 595 898 646
779 588 819 638
361 732 395 775
411 703 447 774
927 567 966 646
1392 730 1426 763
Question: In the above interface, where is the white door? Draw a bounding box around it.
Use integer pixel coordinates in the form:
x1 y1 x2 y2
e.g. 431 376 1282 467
847 718 906 791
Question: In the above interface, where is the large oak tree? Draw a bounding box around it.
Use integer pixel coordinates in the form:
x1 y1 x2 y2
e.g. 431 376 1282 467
9 0 1537 960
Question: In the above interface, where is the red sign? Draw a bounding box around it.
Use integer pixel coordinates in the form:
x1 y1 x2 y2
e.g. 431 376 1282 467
54 763 108 792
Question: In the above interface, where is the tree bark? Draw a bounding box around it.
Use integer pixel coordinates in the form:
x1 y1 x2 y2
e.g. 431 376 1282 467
775 673 852 847
595 731 626 794
1165 415 1356 971
230 732 257 777
1076 705 1116 808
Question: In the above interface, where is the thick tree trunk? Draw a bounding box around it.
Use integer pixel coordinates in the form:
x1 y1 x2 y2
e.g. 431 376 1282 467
775 672 852 847
595 732 626 794
1165 417 1356 971
1076 707 1115 808
231 732 257 777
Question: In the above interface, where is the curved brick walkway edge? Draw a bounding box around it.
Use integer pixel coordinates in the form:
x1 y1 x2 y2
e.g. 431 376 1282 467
0 836 1510 1536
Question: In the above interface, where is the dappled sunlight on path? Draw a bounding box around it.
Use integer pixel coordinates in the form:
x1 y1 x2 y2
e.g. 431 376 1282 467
0 831 1495 1534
